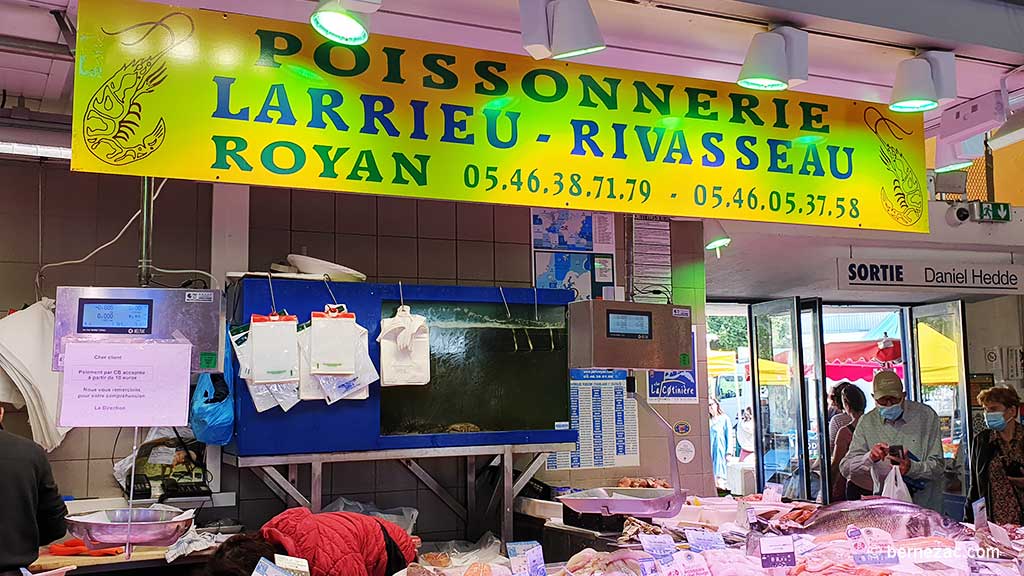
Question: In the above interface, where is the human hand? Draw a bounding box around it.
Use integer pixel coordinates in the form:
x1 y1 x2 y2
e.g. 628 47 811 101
869 443 889 463
897 456 911 476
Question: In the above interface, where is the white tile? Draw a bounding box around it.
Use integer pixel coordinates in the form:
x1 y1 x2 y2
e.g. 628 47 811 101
51 460 88 499
87 459 123 498
48 428 89 461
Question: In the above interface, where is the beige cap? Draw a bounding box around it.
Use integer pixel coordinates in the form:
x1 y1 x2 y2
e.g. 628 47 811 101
872 370 904 399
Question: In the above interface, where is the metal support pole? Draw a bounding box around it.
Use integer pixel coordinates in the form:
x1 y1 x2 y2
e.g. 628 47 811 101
138 176 154 287
466 456 477 540
502 446 514 545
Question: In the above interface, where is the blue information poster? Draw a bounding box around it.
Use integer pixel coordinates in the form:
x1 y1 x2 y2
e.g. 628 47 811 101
547 369 640 470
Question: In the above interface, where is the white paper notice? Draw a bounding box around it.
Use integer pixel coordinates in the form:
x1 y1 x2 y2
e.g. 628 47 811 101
593 213 616 253
59 340 191 427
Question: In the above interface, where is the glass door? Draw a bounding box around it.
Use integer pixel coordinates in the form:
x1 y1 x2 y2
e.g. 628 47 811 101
910 301 969 517
800 298 829 503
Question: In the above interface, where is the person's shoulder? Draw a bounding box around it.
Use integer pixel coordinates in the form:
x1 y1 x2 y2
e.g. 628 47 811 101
0 430 49 465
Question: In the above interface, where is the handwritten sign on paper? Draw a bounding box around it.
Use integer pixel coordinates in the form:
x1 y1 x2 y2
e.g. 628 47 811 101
59 340 191 427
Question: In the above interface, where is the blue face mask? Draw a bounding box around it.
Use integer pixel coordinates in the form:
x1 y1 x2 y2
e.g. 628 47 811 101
986 412 1008 431
879 404 903 421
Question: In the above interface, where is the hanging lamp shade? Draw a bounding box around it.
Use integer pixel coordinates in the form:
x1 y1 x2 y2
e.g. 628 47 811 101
737 31 789 91
889 57 938 113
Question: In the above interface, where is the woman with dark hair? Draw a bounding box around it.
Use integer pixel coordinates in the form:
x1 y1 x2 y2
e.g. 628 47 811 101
827 382 854 454
966 386 1024 524
206 508 416 576
830 384 871 501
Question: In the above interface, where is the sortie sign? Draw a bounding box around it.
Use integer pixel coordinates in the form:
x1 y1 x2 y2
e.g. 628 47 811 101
838 259 1024 294
72 0 928 233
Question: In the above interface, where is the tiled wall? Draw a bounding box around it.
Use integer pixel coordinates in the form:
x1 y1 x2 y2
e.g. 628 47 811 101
0 158 212 499
248 187 536 286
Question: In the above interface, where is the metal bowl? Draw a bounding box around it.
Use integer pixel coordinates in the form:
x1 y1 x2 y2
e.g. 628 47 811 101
65 508 193 549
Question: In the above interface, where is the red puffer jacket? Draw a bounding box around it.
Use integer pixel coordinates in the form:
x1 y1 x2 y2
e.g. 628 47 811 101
260 508 416 576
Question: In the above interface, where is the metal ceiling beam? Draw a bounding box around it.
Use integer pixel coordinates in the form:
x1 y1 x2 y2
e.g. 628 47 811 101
0 34 72 62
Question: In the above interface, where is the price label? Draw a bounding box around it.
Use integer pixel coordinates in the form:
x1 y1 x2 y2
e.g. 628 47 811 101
639 533 677 559
759 536 796 569
684 530 726 553
973 497 988 531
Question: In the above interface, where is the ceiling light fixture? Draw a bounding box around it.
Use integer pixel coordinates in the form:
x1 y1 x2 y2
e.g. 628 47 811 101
704 219 731 259
889 50 956 113
520 0 605 60
736 25 807 92
310 0 381 46
989 109 1024 151
934 134 983 173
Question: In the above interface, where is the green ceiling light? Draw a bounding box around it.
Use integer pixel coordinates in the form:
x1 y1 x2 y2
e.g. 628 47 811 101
934 161 973 173
310 0 381 46
736 26 808 92
704 219 732 259
889 51 955 113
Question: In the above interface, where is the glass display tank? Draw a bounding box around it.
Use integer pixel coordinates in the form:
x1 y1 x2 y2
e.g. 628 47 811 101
380 300 569 435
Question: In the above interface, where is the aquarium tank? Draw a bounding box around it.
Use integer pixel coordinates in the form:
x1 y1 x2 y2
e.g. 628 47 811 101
380 300 569 435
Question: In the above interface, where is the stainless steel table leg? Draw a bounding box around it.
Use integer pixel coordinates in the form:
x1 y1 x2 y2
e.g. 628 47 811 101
311 461 323 513
467 456 477 540
502 446 513 544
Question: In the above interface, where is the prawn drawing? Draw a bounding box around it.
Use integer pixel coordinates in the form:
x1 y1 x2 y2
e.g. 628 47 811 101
83 12 194 166
864 106 926 227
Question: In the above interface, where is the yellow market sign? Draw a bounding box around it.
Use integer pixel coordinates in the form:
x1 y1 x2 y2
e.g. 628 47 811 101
73 0 929 233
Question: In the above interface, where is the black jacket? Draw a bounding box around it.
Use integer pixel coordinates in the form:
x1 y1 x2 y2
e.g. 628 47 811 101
0 430 68 571
965 427 999 522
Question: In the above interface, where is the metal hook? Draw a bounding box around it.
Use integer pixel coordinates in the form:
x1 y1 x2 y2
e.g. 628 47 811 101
498 286 511 319
267 271 278 314
322 274 339 306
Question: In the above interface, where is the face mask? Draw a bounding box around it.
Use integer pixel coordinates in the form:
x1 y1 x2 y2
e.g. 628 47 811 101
879 404 903 421
986 412 1008 431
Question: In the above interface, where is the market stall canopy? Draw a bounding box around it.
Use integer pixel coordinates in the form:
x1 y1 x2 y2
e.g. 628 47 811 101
708 350 737 378
918 323 961 386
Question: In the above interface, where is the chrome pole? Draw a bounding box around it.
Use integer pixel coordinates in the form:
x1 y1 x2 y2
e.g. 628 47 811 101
138 176 154 287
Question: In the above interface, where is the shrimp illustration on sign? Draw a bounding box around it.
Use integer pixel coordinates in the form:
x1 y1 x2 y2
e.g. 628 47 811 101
82 12 194 166
864 106 926 227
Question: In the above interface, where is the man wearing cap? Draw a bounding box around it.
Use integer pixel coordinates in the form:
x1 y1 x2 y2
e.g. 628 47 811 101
840 371 945 511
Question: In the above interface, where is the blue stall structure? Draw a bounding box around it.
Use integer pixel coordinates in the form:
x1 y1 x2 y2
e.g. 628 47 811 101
222 276 578 541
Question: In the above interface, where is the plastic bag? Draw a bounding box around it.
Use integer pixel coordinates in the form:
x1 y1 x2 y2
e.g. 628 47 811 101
417 533 505 568
881 465 912 503
190 371 234 446
323 495 418 534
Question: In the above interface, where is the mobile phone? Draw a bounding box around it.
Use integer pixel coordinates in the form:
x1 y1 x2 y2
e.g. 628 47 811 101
888 445 904 459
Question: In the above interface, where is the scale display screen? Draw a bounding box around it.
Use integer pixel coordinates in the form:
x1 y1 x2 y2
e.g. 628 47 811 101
607 310 652 340
77 298 153 334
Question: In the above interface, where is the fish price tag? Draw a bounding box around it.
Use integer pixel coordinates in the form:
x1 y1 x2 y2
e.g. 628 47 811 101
847 525 898 566
684 530 726 553
973 497 989 531
671 551 712 576
640 533 678 559
759 535 796 569
991 522 1015 548
763 483 784 503
507 541 546 576
251 558 293 576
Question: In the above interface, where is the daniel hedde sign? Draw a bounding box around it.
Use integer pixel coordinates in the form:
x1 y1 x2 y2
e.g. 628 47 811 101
838 259 1024 294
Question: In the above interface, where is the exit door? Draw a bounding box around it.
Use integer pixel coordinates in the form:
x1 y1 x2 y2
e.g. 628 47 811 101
750 297 828 502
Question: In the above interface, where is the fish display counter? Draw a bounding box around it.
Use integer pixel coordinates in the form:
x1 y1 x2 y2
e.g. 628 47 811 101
520 495 1024 576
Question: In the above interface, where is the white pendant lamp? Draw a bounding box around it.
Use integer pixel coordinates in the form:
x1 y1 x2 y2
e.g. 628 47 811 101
736 26 808 91
310 0 381 46
520 0 605 60
889 58 938 113
549 0 605 59
704 220 732 260
889 50 956 113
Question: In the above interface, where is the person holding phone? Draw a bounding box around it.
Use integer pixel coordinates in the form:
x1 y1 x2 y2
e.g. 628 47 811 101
966 386 1024 524
840 371 945 512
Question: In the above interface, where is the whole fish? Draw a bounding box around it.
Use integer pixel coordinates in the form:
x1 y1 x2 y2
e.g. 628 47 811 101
778 498 970 540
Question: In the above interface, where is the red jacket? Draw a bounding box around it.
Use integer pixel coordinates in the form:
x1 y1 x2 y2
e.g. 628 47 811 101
260 508 416 576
